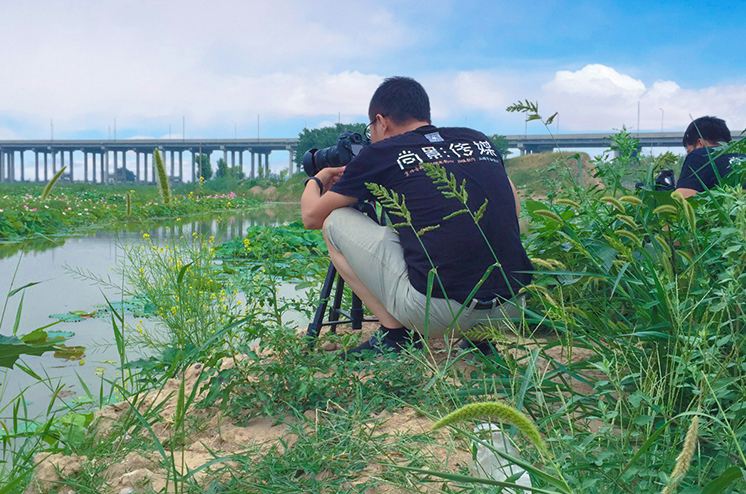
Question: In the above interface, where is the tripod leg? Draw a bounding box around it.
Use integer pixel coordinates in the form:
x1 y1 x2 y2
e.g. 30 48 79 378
328 273 346 334
351 294 364 330
306 264 338 348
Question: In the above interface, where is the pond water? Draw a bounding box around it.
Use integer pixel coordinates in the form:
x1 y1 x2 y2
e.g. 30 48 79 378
0 204 302 412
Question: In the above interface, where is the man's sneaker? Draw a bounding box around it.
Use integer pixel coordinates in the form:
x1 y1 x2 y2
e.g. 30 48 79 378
458 337 498 356
343 327 423 359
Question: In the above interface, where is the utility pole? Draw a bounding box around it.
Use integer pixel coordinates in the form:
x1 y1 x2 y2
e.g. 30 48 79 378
660 108 664 132
637 101 640 137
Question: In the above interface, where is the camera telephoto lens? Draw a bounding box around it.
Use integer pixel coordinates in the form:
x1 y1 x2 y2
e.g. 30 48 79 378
302 131 369 177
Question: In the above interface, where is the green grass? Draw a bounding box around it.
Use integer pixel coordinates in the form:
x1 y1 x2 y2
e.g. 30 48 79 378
3 131 746 493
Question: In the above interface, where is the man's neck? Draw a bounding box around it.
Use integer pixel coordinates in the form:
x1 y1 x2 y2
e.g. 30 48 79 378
389 120 431 137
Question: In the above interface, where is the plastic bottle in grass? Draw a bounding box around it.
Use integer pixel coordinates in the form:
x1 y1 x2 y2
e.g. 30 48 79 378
471 423 533 492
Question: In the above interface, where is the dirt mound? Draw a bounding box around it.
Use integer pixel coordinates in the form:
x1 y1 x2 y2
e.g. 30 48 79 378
24 453 87 494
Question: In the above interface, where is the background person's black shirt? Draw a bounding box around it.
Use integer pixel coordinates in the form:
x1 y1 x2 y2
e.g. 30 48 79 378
677 147 746 192
330 125 533 303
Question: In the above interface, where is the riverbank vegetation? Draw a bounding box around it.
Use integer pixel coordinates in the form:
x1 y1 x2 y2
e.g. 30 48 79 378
0 174 308 243
2 127 746 493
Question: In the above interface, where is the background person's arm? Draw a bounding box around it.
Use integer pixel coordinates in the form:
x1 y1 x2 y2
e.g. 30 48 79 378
674 187 698 199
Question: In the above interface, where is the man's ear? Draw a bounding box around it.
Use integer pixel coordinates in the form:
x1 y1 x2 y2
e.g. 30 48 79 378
377 114 391 137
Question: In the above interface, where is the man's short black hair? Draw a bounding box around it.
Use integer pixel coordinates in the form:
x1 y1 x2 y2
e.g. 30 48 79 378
368 76 431 125
683 116 732 148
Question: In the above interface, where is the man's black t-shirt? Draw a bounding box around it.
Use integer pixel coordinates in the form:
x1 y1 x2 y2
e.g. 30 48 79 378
677 148 746 192
330 125 533 303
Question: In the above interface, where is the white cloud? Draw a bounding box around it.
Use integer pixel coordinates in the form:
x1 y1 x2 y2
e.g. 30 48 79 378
0 1 400 134
542 64 746 132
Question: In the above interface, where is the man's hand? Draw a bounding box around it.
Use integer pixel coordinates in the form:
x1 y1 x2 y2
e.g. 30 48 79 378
301 167 357 230
316 166 346 193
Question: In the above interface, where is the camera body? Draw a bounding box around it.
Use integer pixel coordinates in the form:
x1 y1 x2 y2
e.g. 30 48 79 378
636 169 676 191
303 131 369 176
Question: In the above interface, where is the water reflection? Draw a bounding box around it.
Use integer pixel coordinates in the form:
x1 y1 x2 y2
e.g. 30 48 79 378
0 203 301 411
0 203 300 259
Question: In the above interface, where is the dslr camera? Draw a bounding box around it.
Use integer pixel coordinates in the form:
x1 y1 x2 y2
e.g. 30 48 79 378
636 169 676 191
303 131 369 176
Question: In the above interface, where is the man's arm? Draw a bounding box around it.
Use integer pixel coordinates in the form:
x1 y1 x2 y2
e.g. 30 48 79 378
674 187 698 199
508 178 521 217
301 167 357 229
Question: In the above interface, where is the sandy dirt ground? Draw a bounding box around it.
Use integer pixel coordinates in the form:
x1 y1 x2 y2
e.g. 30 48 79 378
24 322 598 493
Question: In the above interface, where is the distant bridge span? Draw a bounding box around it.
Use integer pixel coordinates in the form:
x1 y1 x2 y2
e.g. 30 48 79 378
505 131 745 155
0 138 298 184
0 132 744 183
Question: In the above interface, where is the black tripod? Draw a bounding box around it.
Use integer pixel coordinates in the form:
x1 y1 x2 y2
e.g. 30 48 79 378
306 202 380 349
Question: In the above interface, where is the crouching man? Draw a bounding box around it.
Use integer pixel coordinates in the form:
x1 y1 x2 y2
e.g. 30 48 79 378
301 76 533 357
676 116 746 198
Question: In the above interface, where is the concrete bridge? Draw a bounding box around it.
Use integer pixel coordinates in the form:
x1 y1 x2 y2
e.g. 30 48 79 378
0 138 297 183
506 131 745 155
1 131 744 183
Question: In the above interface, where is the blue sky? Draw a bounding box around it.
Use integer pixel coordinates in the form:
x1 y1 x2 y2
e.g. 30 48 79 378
0 0 744 170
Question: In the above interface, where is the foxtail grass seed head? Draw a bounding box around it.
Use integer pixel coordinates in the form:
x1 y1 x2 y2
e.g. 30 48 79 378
615 229 643 247
684 202 696 231
670 190 686 204
654 234 673 257
555 198 581 209
519 283 548 294
547 259 566 269
615 214 639 229
619 195 643 205
530 258 555 270
534 209 563 222
433 402 548 456
653 205 678 216
661 415 699 494
154 149 172 205
41 166 67 201
600 196 624 211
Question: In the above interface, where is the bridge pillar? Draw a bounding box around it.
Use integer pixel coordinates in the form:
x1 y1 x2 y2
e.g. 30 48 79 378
104 150 110 184
43 151 48 181
35 152 39 183
265 152 270 177
288 149 293 177
19 151 24 182
7 151 12 182
239 150 244 177
191 150 196 183
69 150 74 182
1 151 6 183
179 151 183 183
251 152 255 179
